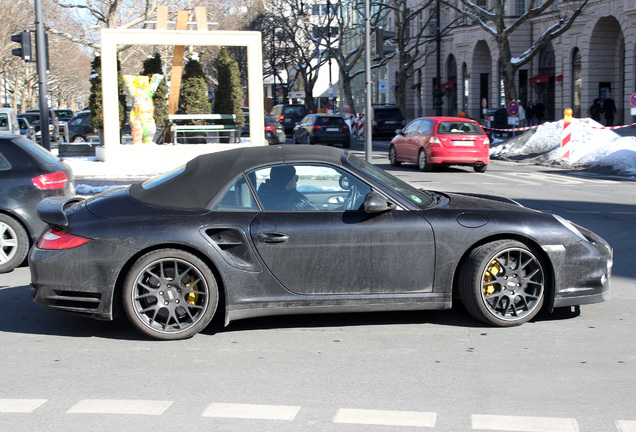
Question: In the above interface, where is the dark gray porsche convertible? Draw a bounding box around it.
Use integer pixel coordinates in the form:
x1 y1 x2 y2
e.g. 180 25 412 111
29 145 612 340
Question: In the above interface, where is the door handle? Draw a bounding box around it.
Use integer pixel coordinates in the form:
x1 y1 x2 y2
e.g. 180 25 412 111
257 232 290 244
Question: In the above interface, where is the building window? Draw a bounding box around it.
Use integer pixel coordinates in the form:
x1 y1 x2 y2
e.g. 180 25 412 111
515 0 526 15
572 48 582 117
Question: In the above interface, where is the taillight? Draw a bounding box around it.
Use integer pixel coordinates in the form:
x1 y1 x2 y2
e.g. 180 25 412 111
37 228 91 250
264 126 276 131
343 124 349 131
429 136 442 147
313 125 322 131
32 171 68 190
484 137 491 146
278 115 285 123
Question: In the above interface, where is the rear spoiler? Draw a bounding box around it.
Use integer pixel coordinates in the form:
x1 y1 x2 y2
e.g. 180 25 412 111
36 196 83 227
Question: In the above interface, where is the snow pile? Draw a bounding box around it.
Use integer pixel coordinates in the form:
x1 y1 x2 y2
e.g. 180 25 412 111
490 119 636 176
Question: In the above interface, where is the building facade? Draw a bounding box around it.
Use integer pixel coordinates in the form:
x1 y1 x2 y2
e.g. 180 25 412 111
394 0 636 124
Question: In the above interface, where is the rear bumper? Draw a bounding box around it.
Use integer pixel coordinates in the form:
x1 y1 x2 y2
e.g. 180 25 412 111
428 147 489 165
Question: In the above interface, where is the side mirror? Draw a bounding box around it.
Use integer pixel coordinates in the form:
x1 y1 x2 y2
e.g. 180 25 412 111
395 129 404 136
339 175 352 190
364 191 396 213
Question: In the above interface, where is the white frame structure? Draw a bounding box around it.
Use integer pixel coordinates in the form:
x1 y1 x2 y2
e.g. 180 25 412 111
100 28 265 160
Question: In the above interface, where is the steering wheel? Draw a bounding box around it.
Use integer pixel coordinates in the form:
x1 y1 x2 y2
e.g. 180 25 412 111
345 184 361 210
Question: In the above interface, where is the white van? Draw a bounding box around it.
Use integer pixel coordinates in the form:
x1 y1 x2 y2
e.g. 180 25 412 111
0 108 20 135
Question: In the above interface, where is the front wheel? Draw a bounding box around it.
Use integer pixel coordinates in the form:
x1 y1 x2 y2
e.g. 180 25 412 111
0 214 29 273
458 240 546 326
388 145 401 167
123 249 218 340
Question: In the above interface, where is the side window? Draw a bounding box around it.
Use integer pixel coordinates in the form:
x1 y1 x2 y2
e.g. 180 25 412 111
404 120 421 135
213 175 258 211
248 164 372 211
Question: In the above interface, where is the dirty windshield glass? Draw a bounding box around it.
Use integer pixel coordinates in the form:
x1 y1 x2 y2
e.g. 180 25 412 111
347 153 434 209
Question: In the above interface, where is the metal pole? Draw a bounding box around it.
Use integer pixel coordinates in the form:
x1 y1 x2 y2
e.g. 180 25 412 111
364 0 372 162
34 0 50 150
434 0 443 117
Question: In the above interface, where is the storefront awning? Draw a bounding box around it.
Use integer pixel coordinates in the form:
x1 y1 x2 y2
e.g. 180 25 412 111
529 74 555 84
556 75 563 82
441 81 456 89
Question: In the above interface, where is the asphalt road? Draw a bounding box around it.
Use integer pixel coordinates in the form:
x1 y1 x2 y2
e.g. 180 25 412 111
1 140 635 431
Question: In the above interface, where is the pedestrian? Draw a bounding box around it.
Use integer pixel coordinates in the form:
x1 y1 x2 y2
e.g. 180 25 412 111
517 100 526 127
526 101 536 126
602 94 617 126
588 98 602 123
534 101 545 124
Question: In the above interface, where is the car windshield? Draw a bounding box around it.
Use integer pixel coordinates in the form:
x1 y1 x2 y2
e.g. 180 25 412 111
347 153 435 209
437 121 484 135
374 108 402 120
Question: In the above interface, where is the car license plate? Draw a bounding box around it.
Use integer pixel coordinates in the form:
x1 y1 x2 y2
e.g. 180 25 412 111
326 128 339 132
453 140 474 146
385 121 397 124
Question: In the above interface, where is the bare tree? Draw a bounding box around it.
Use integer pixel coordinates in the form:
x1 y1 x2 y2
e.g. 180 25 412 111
442 0 590 103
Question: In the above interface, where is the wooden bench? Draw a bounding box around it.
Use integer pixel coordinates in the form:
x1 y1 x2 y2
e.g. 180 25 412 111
169 114 239 144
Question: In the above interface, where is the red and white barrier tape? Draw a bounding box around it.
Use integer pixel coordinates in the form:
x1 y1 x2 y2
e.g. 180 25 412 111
482 121 636 133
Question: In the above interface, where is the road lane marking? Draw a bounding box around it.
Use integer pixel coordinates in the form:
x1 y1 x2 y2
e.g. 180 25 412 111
334 408 436 427
0 399 47 413
472 414 578 431
618 420 636 432
202 403 299 421
66 399 172 415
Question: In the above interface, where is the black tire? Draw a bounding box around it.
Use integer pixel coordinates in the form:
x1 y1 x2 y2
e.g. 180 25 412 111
458 240 545 326
417 149 432 172
123 249 218 340
474 163 488 173
388 145 401 166
0 214 29 273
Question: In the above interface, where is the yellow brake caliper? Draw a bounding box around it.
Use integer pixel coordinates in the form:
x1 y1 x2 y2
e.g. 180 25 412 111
483 259 503 296
185 276 199 305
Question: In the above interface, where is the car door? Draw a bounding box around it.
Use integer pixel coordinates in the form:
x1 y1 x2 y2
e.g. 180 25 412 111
248 163 435 295
398 120 424 162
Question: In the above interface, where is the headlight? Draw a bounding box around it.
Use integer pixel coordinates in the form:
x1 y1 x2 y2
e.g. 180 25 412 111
553 214 587 241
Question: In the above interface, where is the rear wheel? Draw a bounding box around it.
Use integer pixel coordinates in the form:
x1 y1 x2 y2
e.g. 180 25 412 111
389 145 401 166
474 163 488 173
0 214 29 273
123 249 218 340
417 149 432 172
72 135 86 143
458 240 546 326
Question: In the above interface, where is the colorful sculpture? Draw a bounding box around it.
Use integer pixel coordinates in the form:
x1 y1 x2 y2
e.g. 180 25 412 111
123 74 164 144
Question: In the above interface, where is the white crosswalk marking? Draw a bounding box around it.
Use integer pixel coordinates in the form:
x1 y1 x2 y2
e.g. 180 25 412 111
472 414 579 431
0 399 47 413
202 403 300 421
618 420 636 432
66 399 172 415
334 408 437 427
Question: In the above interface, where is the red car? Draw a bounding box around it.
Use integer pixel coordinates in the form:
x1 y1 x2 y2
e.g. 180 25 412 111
389 116 490 172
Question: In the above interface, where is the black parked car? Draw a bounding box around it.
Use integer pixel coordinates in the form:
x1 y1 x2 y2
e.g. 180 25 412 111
270 104 307 135
30 145 611 340
0 135 75 272
293 114 351 147
66 111 96 143
372 104 405 137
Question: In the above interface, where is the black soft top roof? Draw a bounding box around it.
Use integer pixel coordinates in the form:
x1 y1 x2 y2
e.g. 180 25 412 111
129 145 346 209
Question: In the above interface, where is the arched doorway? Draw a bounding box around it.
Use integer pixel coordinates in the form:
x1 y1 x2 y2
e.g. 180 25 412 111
472 40 492 119
530 43 555 122
589 16 625 125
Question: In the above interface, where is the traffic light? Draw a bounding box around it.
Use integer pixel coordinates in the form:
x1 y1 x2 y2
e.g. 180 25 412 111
375 27 396 59
10 30 32 61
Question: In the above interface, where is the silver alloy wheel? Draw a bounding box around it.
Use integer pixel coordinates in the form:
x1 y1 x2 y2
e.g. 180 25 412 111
417 149 431 171
0 221 18 264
